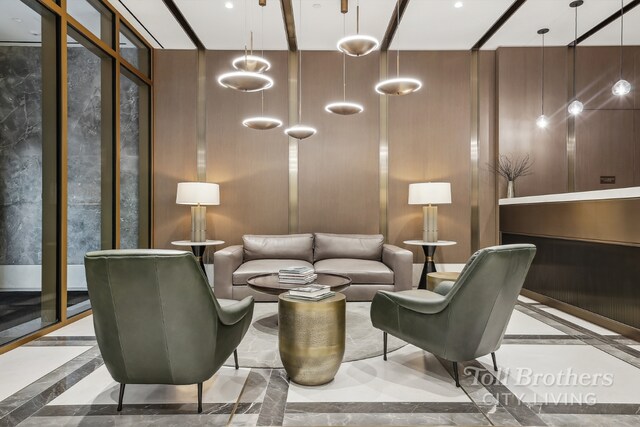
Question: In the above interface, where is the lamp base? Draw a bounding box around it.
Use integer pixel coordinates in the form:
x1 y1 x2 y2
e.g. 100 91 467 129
422 205 438 242
191 205 207 242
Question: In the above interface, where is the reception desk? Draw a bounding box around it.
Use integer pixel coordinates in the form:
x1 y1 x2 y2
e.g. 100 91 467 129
500 187 640 339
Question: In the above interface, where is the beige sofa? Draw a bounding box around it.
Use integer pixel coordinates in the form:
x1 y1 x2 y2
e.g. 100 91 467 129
214 233 413 301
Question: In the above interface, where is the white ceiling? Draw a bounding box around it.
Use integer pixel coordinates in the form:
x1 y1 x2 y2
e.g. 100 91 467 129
582 2 640 45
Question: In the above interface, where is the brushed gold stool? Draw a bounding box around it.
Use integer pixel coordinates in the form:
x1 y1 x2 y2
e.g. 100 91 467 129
426 272 460 291
278 293 346 386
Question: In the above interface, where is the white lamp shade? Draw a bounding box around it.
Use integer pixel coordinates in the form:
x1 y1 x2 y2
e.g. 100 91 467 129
176 182 220 205
408 182 451 205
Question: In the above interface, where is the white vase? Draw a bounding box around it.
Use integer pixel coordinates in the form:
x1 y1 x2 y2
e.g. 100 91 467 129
507 180 515 198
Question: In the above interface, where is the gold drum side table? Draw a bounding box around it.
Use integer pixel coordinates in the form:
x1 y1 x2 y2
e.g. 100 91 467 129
426 272 460 291
278 293 346 386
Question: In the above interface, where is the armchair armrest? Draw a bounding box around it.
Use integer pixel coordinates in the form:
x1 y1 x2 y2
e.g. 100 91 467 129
213 245 243 299
215 296 254 326
376 290 450 315
382 244 413 291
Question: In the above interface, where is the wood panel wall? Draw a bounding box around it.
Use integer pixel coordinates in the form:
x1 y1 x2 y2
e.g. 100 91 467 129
153 50 198 248
298 51 380 234
387 51 472 263
479 51 498 249
205 51 290 245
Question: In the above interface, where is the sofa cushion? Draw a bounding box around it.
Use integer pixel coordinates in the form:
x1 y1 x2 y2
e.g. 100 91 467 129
232 259 314 285
243 234 314 263
313 259 393 285
314 233 384 262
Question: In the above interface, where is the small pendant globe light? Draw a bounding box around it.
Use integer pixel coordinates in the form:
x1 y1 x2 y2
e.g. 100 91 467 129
337 0 379 57
242 1 282 130
326 13 364 115
375 0 422 96
536 28 550 128
612 0 631 96
567 0 584 116
284 0 316 140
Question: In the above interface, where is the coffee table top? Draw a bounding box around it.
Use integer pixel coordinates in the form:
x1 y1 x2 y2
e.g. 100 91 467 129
247 273 352 296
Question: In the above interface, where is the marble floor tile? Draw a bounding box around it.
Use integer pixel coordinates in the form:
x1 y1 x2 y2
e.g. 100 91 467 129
0 346 91 402
478 345 640 404
287 345 469 403
505 310 566 336
540 413 640 426
517 295 540 304
49 365 250 406
282 412 490 426
539 308 618 336
48 315 95 337
629 345 640 351
20 413 259 426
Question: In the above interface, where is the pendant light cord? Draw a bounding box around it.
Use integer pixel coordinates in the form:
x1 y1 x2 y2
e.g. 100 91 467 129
619 0 624 79
261 3 265 115
356 0 360 34
343 15 347 101
541 32 545 115
396 0 400 77
572 3 578 99
298 0 302 123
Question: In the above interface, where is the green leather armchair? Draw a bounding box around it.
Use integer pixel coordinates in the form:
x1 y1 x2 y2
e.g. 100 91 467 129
370 244 536 387
84 249 254 413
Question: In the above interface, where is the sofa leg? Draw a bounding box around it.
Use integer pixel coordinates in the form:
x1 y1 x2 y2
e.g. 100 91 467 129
117 383 125 412
383 332 388 361
452 362 460 388
234 349 239 370
491 352 498 372
197 382 203 413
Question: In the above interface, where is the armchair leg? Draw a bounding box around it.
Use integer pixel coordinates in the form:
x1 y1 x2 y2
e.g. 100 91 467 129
234 349 239 370
491 352 498 372
117 383 125 412
197 382 203 413
383 332 388 361
452 362 460 388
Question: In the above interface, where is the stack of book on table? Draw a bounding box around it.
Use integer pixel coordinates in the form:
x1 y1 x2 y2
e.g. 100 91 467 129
278 266 317 284
287 284 335 301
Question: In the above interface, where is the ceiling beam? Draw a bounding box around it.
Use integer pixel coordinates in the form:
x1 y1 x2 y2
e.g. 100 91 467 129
380 0 410 51
570 0 640 46
280 0 297 51
117 0 164 48
472 0 527 51
162 0 205 50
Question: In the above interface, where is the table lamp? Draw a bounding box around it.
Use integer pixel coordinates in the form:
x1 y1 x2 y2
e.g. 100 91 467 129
408 182 451 242
176 182 220 242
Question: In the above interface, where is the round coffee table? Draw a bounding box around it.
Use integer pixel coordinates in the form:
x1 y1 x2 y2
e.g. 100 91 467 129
246 273 352 295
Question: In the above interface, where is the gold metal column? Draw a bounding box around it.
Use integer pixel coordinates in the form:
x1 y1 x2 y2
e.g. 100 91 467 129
288 51 299 233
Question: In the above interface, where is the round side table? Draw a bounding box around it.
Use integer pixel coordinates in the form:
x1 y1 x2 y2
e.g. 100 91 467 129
403 240 457 290
427 272 461 291
171 240 224 276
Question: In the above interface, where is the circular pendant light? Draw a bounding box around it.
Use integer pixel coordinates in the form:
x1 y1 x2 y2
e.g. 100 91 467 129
612 0 632 96
285 125 317 139
536 28 549 128
336 0 379 57
567 1 583 115
218 71 273 92
232 54 271 73
536 114 549 128
243 116 282 130
325 101 364 115
375 0 421 96
612 79 631 96
568 100 584 116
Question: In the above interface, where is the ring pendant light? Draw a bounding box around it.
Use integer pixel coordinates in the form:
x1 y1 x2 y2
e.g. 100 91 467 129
337 0 379 57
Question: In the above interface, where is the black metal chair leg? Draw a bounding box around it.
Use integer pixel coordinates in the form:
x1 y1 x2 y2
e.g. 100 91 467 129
383 332 388 361
452 362 460 387
197 382 203 413
117 383 125 412
234 349 239 370
491 352 498 372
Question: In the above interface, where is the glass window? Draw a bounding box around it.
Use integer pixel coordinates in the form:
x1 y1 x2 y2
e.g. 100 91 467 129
119 70 150 249
66 28 114 317
0 0 58 346
119 24 150 76
67 0 113 46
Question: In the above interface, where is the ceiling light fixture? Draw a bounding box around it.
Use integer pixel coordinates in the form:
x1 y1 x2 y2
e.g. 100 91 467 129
326 13 364 115
536 28 549 128
375 0 422 96
337 0 379 57
454 1 463 8
242 0 282 130
285 0 316 139
568 0 583 116
612 0 631 96
225 2 234 9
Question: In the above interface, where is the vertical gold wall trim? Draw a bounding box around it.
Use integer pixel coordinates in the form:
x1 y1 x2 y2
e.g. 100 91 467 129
470 50 480 253
288 51 299 233
59 5 69 322
196 48 207 181
566 46 576 192
379 51 389 240
494 50 501 244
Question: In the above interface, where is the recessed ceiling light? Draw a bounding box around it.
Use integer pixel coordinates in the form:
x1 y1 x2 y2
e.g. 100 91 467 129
225 2 234 9
312 3 321 8
12 17 23 23
454 1 463 8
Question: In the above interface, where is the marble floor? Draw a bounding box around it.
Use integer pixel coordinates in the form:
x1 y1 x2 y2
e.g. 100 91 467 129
1 297 639 426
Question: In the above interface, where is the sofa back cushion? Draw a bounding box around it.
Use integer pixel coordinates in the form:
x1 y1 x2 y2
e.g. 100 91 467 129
313 233 384 262
243 234 314 263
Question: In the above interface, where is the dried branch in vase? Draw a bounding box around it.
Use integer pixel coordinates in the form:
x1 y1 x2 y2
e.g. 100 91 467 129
488 154 533 181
